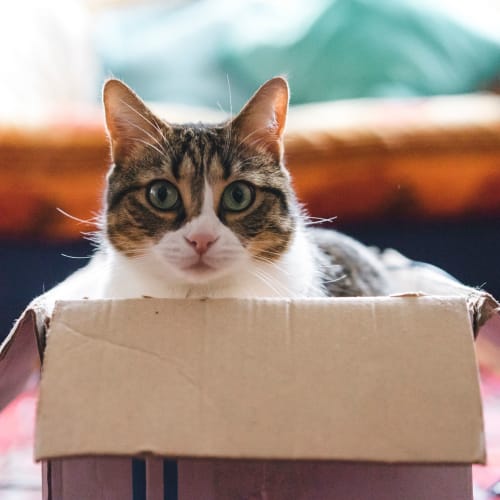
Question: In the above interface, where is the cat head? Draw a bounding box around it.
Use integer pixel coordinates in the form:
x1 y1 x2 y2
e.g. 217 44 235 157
102 77 298 285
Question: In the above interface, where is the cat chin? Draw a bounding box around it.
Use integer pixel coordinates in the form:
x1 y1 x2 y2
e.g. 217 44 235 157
174 266 230 285
170 259 246 286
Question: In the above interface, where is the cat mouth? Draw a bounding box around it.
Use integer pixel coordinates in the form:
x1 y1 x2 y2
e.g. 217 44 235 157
183 259 215 274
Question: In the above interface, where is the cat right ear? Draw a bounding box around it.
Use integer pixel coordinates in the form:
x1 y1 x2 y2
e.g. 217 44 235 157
231 77 289 162
103 79 166 164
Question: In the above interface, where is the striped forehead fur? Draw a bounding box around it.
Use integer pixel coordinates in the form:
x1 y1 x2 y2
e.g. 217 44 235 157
105 120 297 260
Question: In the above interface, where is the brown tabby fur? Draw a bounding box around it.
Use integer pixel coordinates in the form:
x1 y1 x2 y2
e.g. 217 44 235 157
106 122 296 261
103 78 390 297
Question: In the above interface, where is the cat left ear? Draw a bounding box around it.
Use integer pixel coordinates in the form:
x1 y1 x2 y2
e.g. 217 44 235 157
103 79 166 164
231 77 289 161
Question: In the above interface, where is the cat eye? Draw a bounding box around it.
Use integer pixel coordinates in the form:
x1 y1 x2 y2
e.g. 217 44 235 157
222 181 255 212
147 180 180 211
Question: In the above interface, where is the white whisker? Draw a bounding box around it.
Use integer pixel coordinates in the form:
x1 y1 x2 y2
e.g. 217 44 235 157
235 126 271 153
119 98 174 156
227 74 233 120
60 254 93 260
56 207 98 226
223 74 233 161
305 216 338 226
323 275 347 285
135 138 168 157
120 117 170 159
250 269 282 296
252 267 296 297
254 256 292 277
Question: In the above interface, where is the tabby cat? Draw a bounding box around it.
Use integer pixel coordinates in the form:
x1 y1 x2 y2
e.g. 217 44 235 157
42 77 389 308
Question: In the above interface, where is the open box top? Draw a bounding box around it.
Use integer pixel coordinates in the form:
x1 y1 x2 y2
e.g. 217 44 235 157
1 295 499 466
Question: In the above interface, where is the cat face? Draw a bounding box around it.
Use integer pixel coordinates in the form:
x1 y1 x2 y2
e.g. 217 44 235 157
103 78 297 285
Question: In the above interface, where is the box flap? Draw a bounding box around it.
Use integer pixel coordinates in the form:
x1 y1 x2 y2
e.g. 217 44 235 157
467 291 499 336
392 290 499 338
0 308 42 411
381 248 500 338
35 296 485 464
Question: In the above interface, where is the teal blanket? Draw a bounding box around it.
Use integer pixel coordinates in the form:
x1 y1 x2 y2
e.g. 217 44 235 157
95 0 500 108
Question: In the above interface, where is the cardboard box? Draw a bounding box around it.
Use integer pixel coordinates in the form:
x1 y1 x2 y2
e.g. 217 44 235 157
0 295 497 499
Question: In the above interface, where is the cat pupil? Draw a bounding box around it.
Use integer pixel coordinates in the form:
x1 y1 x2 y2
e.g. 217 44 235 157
232 186 244 204
147 181 179 210
157 185 167 202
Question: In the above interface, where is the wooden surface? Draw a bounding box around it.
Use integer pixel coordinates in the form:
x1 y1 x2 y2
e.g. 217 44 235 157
1 94 500 241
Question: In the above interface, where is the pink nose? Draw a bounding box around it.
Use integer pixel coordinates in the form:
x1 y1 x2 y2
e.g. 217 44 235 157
184 233 218 255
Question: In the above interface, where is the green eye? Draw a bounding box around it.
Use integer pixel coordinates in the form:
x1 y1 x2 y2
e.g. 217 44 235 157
222 182 255 212
147 181 180 211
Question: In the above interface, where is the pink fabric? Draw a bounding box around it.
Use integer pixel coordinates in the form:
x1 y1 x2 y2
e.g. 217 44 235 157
0 388 40 499
472 369 500 496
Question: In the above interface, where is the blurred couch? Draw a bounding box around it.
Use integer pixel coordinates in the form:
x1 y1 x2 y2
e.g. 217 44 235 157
1 92 500 340
1 0 500 339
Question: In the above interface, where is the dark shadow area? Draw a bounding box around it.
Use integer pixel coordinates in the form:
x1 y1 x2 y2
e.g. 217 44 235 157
0 239 94 338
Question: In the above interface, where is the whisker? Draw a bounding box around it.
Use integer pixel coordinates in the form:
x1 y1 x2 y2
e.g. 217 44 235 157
252 267 296 297
305 216 338 226
263 272 296 296
250 269 282 296
120 99 176 158
322 275 347 285
227 74 233 120
237 127 264 147
230 123 275 161
216 101 228 115
135 138 168 157
82 231 103 249
60 254 93 260
120 98 157 128
120 117 170 158
241 137 270 151
56 207 98 226
223 74 233 161
254 256 292 276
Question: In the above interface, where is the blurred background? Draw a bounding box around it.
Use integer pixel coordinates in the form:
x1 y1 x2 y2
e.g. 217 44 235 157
1 0 500 335
0 1 500 497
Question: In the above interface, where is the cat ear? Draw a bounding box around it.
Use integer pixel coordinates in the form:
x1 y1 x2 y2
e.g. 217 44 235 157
232 77 289 161
103 79 166 164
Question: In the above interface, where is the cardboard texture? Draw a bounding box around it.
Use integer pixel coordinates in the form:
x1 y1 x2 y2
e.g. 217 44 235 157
1 295 496 499
35 296 484 464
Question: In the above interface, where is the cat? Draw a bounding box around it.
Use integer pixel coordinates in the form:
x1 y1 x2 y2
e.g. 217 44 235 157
39 76 390 312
